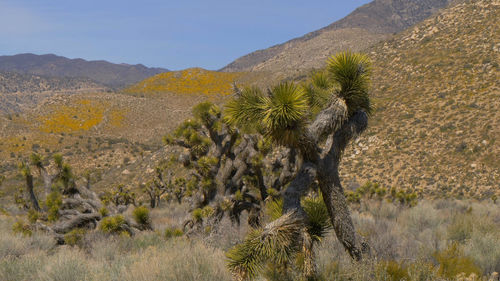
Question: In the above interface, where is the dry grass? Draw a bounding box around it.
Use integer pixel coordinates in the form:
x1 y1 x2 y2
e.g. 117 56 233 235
1 199 499 281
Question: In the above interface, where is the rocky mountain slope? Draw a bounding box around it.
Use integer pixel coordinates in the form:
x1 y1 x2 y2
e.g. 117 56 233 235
0 71 104 94
0 0 497 201
340 0 499 197
221 0 458 78
0 53 168 88
0 71 106 113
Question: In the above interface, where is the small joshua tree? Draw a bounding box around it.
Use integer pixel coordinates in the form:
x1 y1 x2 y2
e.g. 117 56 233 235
16 153 143 244
225 52 373 280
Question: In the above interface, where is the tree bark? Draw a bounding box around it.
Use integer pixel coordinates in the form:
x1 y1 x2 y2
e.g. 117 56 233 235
317 110 369 260
25 173 41 211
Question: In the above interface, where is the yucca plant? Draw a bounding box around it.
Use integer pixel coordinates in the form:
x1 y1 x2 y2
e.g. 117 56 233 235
226 51 372 280
227 194 332 280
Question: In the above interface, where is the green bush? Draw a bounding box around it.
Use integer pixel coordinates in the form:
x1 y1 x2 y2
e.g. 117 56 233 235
46 190 62 222
27 210 40 223
12 220 32 236
132 206 151 226
434 243 482 279
64 228 86 246
99 215 128 235
164 227 184 239
99 207 109 217
447 214 473 243
192 208 203 222
201 206 215 218
376 261 409 281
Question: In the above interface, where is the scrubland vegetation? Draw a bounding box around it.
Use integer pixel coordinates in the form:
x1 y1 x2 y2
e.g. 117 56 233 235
1 199 499 281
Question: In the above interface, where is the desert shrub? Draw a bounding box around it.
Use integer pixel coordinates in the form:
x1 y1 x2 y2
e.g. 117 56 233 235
64 228 86 246
132 206 151 226
434 243 482 279
464 232 500 274
447 213 473 243
192 208 203 222
12 220 32 236
120 240 232 281
99 207 109 217
38 248 90 281
45 190 62 222
376 260 409 281
401 201 442 234
201 206 215 218
99 215 128 235
27 209 40 223
121 232 165 252
0 254 44 281
165 227 184 239
346 181 418 207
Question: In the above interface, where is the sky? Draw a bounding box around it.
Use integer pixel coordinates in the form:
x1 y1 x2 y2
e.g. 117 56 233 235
0 0 371 70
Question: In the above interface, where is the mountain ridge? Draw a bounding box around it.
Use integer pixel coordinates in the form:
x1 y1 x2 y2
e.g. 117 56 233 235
221 0 459 76
0 53 168 88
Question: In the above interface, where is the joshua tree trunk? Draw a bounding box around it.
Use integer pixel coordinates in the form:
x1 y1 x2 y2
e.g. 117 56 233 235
277 109 368 260
25 173 41 211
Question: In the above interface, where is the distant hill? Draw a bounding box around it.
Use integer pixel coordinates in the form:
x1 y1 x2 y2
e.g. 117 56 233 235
0 71 103 94
0 71 106 113
221 0 458 77
123 68 271 97
0 53 168 88
340 0 499 197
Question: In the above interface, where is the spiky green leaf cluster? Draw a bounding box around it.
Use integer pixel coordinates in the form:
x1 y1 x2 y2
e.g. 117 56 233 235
265 198 284 221
30 153 43 169
197 156 219 176
225 52 372 150
132 206 151 226
327 51 372 115
225 82 309 147
230 194 333 280
302 71 331 115
193 101 221 123
226 213 301 280
301 194 331 242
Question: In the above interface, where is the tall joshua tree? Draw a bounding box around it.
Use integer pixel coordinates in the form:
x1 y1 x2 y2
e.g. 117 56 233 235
225 52 372 279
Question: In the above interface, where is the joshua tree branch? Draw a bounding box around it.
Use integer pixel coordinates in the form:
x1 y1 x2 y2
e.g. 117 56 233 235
308 97 348 142
282 163 317 217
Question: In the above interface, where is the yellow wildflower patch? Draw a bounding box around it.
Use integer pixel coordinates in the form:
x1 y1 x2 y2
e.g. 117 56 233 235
124 68 244 96
38 99 105 133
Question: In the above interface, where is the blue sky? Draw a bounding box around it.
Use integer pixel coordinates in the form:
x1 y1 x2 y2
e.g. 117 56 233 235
0 0 371 70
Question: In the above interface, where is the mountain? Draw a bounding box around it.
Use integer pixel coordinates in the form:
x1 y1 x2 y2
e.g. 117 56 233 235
221 0 458 77
0 53 168 88
339 0 499 197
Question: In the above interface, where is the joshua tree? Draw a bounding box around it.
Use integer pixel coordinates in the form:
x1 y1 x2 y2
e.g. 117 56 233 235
225 52 372 279
15 153 145 244
143 167 172 208
164 101 298 232
19 162 41 211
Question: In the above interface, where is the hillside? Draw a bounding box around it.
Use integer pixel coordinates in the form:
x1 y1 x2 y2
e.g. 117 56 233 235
0 72 106 113
340 0 499 197
123 67 272 97
0 71 104 94
0 53 168 88
221 0 457 77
